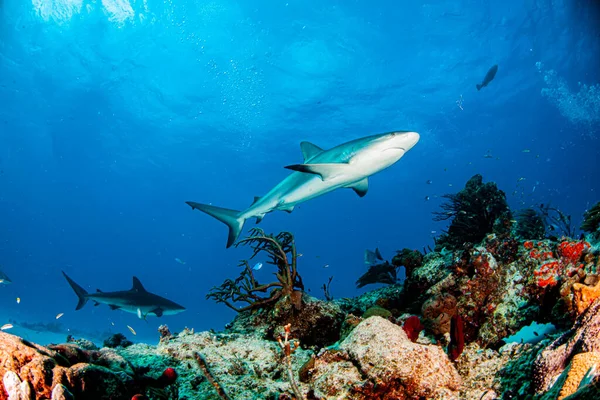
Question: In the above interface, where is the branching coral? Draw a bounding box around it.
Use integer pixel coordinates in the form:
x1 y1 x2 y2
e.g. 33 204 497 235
433 174 511 251
514 208 546 240
206 228 304 312
581 201 600 233
537 203 576 238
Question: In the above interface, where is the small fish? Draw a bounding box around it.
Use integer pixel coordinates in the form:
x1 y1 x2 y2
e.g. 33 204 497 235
297 253 303 257
518 177 526 182
56 313 64 320
127 325 137 336
522 149 531 153
448 183 453 187
484 153 494 159
424 196 430 201
174 258 186 265
252 262 263 271
16 297 20 304
111 322 115 326
1 323 13 331
323 264 329 268
431 230 437 234
426 180 433 184
533 331 539 336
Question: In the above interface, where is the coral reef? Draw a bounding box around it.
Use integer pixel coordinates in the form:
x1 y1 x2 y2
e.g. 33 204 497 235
2 182 600 399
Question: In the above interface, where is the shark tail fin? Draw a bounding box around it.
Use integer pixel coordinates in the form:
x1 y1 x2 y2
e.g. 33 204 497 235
62 271 89 310
185 201 245 248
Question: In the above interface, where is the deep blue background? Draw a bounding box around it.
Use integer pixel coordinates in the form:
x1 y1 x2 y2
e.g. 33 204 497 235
1 0 599 343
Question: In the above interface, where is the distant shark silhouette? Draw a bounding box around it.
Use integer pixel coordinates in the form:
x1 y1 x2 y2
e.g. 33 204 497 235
0 268 11 285
186 131 420 248
62 271 185 319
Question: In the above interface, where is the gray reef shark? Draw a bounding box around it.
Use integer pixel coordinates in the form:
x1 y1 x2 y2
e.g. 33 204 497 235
62 271 185 319
186 130 420 247
0 268 11 285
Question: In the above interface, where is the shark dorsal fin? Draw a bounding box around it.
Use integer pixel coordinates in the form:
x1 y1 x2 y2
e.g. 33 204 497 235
131 277 147 292
96 289 103 293
300 141 324 162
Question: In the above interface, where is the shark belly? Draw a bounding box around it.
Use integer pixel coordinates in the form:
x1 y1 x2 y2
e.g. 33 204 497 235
273 172 350 208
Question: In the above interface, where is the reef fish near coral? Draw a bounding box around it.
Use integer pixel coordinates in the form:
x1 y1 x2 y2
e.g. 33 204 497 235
186 131 420 247
476 64 498 91
62 271 186 319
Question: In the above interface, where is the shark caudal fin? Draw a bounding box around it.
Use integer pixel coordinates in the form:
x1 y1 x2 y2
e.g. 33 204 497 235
185 201 246 248
62 271 89 310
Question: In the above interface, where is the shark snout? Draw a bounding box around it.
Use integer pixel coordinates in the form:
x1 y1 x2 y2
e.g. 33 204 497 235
389 131 420 151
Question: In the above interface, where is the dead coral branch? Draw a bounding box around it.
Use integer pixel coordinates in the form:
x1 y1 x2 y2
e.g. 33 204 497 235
278 323 304 399
206 228 304 312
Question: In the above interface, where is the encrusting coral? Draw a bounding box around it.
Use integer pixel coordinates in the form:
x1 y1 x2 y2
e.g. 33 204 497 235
557 351 600 400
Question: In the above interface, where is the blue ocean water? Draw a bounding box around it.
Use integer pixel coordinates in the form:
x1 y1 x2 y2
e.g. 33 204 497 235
0 0 599 344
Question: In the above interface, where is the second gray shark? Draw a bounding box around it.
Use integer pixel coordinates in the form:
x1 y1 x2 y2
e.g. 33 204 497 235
0 268 11 285
62 271 185 319
186 131 420 247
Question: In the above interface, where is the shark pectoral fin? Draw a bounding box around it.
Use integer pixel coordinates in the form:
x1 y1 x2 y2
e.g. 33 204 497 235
93 301 100 306
153 308 164 317
255 214 266 224
284 163 349 181
109 305 120 310
347 178 369 197
282 205 295 213
300 141 324 162
96 289 103 292
251 196 261 206
137 308 146 320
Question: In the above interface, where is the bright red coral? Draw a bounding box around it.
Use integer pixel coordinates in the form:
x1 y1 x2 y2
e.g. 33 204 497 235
524 241 534 250
402 316 424 342
448 314 464 361
160 367 178 384
557 241 590 264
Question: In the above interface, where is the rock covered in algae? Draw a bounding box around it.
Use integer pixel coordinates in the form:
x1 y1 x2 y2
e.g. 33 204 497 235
339 316 461 399
0 332 132 400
